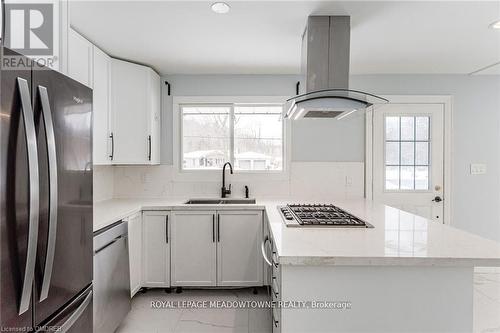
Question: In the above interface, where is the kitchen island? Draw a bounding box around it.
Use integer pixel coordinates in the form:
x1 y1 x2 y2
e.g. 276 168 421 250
94 198 500 332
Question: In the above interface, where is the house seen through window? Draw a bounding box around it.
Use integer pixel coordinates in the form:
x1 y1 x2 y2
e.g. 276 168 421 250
181 104 284 171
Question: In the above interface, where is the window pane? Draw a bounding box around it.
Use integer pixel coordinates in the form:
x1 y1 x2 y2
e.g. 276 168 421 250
416 117 429 141
400 166 415 190
415 166 429 190
182 106 230 170
234 106 283 171
401 142 414 165
400 117 414 140
385 166 399 190
415 142 429 165
385 142 399 165
385 117 399 140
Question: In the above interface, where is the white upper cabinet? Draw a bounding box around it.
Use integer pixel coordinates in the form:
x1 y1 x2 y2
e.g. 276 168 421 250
92 46 112 165
110 59 160 164
67 28 93 87
147 69 161 164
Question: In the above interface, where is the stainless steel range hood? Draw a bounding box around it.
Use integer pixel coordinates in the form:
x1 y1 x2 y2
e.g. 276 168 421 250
285 16 388 120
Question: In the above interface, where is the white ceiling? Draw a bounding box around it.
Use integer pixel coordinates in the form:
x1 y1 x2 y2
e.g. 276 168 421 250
70 1 500 75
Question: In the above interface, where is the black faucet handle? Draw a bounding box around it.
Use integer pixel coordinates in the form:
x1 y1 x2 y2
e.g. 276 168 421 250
228 184 232 193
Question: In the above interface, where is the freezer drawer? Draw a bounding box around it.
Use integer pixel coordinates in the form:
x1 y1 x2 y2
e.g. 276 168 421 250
93 221 131 333
39 284 93 333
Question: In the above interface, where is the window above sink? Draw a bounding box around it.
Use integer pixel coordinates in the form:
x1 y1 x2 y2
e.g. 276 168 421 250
172 96 291 182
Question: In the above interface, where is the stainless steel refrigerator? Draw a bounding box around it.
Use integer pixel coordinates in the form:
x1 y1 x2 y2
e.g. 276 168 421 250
1 47 93 332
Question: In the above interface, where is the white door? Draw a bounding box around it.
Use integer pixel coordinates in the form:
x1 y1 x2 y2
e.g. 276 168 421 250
127 212 142 296
92 46 111 165
67 28 93 87
217 211 263 287
170 211 217 286
372 104 445 222
142 211 170 287
110 59 149 164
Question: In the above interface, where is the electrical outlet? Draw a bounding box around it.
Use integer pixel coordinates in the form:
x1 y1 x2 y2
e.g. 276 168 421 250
470 163 487 175
345 176 353 187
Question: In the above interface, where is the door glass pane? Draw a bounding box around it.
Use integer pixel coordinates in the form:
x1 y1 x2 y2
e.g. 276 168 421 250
400 142 414 165
400 166 415 190
400 117 415 140
416 117 429 140
415 166 429 190
385 117 400 140
384 115 431 191
385 166 399 190
415 142 429 165
385 142 399 165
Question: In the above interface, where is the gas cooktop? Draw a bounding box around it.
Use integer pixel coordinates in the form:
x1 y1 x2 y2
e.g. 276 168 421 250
279 204 374 228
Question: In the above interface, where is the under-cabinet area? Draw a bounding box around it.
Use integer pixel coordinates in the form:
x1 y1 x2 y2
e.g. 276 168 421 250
123 209 265 296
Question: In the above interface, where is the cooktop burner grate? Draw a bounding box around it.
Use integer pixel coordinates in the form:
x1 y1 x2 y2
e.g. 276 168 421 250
280 204 371 227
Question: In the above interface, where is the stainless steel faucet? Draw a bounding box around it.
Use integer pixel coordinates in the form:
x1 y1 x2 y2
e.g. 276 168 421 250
221 162 233 198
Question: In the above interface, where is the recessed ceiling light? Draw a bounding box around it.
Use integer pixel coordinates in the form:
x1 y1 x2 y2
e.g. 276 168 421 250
490 20 500 29
211 2 230 14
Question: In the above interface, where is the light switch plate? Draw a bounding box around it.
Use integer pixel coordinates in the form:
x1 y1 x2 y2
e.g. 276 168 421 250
470 163 487 175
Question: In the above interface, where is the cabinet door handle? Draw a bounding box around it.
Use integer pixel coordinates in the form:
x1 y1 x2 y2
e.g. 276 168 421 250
217 214 220 242
147 135 151 161
165 215 168 244
212 214 215 243
109 132 114 160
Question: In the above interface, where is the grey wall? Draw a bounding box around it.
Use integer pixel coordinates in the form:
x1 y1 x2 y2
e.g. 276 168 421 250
160 73 500 242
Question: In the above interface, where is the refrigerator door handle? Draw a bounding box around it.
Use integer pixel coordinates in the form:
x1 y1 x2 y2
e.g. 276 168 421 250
58 291 93 333
38 85 58 302
16 77 40 315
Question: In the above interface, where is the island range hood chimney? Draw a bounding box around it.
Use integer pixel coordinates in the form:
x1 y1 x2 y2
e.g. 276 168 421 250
285 16 388 120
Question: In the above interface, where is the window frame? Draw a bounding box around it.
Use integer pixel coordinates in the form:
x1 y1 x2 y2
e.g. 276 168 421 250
173 96 291 181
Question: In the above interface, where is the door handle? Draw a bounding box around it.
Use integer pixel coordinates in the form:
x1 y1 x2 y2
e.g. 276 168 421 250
17 77 40 315
38 85 58 302
147 135 151 161
217 214 220 242
261 236 273 267
109 132 114 160
212 214 215 243
165 215 168 244
432 196 443 203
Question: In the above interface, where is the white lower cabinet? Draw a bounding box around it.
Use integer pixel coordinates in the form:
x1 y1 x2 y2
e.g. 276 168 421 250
142 211 170 287
217 211 263 286
170 211 217 286
127 212 142 297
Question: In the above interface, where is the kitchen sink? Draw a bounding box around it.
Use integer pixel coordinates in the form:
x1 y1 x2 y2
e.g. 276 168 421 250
185 198 256 205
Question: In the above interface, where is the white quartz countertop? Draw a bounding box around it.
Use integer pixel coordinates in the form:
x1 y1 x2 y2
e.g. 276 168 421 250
94 198 500 267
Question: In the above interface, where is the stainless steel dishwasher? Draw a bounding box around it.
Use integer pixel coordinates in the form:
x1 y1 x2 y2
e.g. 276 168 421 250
93 221 131 333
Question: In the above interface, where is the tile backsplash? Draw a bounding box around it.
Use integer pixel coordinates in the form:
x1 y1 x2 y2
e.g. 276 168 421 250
95 162 365 202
